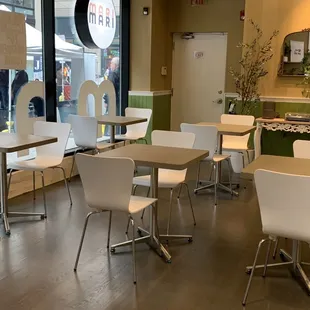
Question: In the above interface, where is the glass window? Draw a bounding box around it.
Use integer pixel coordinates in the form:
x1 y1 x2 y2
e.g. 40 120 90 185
14 7 34 15
0 0 44 164
55 0 121 150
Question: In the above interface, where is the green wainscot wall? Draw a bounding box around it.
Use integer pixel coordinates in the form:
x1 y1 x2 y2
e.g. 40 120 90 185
129 94 171 144
225 98 310 157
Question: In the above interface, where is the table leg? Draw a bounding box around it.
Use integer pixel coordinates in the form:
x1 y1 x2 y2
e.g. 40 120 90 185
254 123 262 159
0 152 10 235
110 125 115 143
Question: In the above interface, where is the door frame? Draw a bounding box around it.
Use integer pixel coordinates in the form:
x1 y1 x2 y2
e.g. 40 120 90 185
171 32 228 124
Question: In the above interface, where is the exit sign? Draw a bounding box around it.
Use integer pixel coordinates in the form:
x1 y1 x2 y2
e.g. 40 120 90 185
191 0 205 5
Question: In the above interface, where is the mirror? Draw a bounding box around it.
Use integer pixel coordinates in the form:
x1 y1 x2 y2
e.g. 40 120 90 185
278 29 310 76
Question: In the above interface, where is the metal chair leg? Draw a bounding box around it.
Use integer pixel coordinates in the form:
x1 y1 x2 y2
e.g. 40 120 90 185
242 238 268 306
131 217 137 284
132 185 138 195
227 159 233 195
41 171 47 217
195 161 201 189
263 239 272 277
69 150 78 182
183 183 196 226
214 163 218 206
177 183 183 199
58 167 73 206
273 238 279 259
7 169 13 192
74 211 98 271
140 187 150 220
166 188 174 235
32 171 36 201
107 211 112 248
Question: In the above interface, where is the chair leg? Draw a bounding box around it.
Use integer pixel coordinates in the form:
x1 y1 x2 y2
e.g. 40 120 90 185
242 238 268 306
195 161 201 189
131 217 137 284
140 187 150 220
132 185 138 195
227 159 233 195
183 182 196 226
40 171 47 218
107 211 112 248
58 167 73 206
7 169 13 192
273 238 279 259
263 239 272 277
166 188 174 235
214 163 218 206
74 211 98 271
177 183 183 199
69 150 77 182
32 171 36 201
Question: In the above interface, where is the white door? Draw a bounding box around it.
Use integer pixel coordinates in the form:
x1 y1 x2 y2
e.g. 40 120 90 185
171 33 228 130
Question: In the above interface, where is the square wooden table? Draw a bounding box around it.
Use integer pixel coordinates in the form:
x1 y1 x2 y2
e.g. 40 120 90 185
197 122 256 196
241 154 310 293
0 133 57 235
97 115 147 143
98 144 209 262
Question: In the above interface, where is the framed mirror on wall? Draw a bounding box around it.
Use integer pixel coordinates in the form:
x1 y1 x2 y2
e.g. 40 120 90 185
278 29 310 77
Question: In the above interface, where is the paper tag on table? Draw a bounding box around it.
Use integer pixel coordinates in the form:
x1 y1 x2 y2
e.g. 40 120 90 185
0 11 26 70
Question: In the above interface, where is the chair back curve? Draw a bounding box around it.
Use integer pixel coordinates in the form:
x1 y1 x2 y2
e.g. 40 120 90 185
293 140 310 159
69 114 98 149
76 154 135 212
34 121 70 161
255 169 310 242
151 130 195 149
180 123 218 159
125 108 152 138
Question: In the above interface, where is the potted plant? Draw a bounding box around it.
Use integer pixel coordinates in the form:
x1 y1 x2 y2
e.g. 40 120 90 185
283 42 290 62
230 19 279 115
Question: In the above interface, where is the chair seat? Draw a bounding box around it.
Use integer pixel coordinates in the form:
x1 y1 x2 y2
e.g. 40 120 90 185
128 195 157 214
202 154 230 163
96 142 115 151
9 156 62 171
115 133 146 141
222 141 248 152
133 169 186 188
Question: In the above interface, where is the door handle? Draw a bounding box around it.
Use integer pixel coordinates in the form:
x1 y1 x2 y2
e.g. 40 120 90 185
213 98 223 104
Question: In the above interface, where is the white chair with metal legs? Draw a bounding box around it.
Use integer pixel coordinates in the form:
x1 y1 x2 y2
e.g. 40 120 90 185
272 139 310 259
68 114 114 180
221 114 254 167
8 121 72 217
243 169 310 305
115 108 152 144
181 123 232 206
133 130 196 235
74 154 156 284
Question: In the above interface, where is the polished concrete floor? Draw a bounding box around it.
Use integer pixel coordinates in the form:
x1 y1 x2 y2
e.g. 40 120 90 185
0 166 310 309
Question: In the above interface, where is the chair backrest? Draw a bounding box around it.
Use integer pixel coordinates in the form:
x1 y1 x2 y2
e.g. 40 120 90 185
76 154 134 212
125 108 152 138
293 140 310 159
180 123 218 159
221 114 254 149
68 114 98 149
34 121 71 160
151 130 195 149
255 169 310 242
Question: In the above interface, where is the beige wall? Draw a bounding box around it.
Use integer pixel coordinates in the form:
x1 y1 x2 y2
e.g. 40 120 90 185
244 0 310 97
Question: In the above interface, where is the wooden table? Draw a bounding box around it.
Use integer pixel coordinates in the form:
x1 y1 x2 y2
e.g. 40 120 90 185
98 144 209 262
0 133 57 235
241 154 310 293
197 122 256 195
255 118 310 159
97 115 147 143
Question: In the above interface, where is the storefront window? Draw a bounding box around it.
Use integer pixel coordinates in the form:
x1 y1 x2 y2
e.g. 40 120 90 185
55 0 121 150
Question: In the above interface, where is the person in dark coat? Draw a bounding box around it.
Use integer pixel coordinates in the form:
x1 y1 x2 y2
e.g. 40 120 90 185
11 70 28 106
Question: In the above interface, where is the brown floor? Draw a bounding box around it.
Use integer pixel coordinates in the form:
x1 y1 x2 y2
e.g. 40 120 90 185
0 166 310 310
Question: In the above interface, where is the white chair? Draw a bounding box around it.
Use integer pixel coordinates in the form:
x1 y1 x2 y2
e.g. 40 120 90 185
243 169 310 305
68 114 114 180
133 130 196 235
74 154 156 284
115 108 152 143
181 123 232 206
8 121 72 217
221 114 255 167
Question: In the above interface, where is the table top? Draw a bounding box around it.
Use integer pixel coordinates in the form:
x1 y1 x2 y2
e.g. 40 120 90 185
0 133 57 153
256 117 310 126
242 155 310 180
97 144 209 170
197 122 255 136
97 115 147 126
